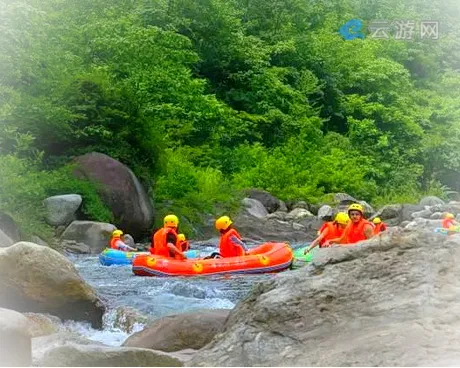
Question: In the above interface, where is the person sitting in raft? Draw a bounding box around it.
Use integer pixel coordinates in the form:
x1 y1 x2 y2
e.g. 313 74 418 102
372 217 387 235
110 230 138 251
442 213 459 229
206 216 249 259
304 212 349 254
324 203 374 246
150 214 187 260
177 233 190 252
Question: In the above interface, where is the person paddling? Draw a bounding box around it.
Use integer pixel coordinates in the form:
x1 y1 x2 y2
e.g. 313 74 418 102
109 230 138 252
150 215 187 260
324 203 374 246
304 212 349 254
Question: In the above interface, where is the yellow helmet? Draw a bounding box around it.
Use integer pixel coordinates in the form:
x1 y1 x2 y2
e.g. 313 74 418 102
334 212 350 225
348 203 364 214
164 214 179 228
445 213 455 219
215 216 233 230
373 217 382 224
112 229 123 237
177 233 186 242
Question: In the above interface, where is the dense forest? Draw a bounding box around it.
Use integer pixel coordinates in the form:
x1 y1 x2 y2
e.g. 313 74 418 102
1 0 460 238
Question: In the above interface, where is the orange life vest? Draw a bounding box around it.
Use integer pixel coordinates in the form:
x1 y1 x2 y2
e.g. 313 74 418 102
343 218 373 244
219 228 245 258
442 218 454 229
319 222 344 247
373 223 387 235
110 237 122 250
151 227 177 257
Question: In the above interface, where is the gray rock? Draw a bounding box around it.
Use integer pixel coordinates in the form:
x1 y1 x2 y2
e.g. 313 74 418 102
292 201 309 210
287 208 314 220
400 204 425 222
374 204 403 220
358 200 375 217
0 308 31 366
189 229 460 366
265 211 287 221
63 241 91 254
24 313 62 338
0 211 21 243
35 344 184 367
245 189 281 213
419 195 445 207
278 201 288 212
411 209 433 219
241 198 269 219
430 212 443 219
123 310 229 353
43 194 82 226
404 218 441 230
334 193 357 205
317 205 334 220
73 152 154 239
122 234 136 247
0 228 13 248
61 221 116 254
0 242 105 328
30 235 49 247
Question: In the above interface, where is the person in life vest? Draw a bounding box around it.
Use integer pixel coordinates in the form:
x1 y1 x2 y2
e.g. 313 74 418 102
442 213 459 229
150 214 186 259
372 217 387 235
325 203 374 246
109 230 137 251
177 233 190 252
304 212 350 254
212 216 249 258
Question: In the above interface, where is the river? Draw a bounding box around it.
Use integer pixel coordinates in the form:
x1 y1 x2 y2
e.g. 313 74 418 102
65 243 297 346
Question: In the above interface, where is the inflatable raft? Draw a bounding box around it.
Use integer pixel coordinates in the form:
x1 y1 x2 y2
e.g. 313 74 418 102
99 248 199 266
132 242 293 277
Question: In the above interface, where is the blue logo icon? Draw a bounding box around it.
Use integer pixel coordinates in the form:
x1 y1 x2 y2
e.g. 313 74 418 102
339 19 365 40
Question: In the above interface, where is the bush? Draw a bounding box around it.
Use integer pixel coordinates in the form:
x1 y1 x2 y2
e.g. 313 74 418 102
0 155 112 241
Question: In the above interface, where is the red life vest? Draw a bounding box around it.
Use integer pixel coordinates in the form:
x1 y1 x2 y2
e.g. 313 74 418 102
151 227 177 257
442 218 454 229
110 237 122 250
373 223 387 235
319 222 344 247
219 228 245 258
343 218 373 244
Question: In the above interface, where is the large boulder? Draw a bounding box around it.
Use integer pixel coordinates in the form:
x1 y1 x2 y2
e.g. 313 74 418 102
0 308 31 366
60 221 115 254
0 211 20 243
245 189 282 213
317 205 333 220
419 195 445 207
374 204 403 220
333 192 357 205
233 214 319 243
0 229 13 248
43 194 82 226
33 335 183 367
0 242 105 328
189 229 460 366
25 313 62 338
240 198 268 219
123 309 230 352
73 152 154 238
400 204 425 222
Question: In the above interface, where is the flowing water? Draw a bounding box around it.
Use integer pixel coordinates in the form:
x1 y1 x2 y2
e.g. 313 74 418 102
66 244 298 346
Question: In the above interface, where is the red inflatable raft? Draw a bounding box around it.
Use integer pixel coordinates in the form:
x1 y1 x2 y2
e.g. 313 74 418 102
132 242 293 277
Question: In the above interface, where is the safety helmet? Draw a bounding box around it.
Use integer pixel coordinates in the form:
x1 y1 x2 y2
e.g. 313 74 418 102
373 217 382 224
177 233 186 242
164 214 179 228
348 203 364 214
445 213 455 219
215 216 233 230
112 229 123 237
334 212 350 225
